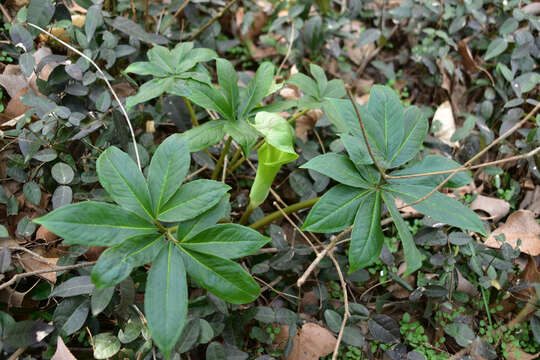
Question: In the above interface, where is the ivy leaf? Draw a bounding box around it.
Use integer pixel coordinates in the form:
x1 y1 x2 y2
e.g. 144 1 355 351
382 192 422 275
181 224 269 259
148 134 190 214
180 248 260 304
34 202 157 246
157 180 230 222
145 243 188 359
386 183 486 235
303 185 369 233
91 234 166 289
349 191 383 272
97 146 154 220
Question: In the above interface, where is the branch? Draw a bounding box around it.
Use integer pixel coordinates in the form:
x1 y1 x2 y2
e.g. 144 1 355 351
26 23 142 171
188 0 238 41
399 102 540 210
346 88 387 179
329 251 350 360
0 262 97 291
161 0 190 33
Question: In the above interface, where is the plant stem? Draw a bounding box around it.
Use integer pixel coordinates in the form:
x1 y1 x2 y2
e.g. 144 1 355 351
468 242 493 327
211 137 232 180
239 201 256 225
161 0 190 33
249 197 320 229
183 97 199 127
188 0 238 41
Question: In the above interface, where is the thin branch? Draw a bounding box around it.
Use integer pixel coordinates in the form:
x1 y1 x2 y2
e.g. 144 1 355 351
188 0 239 41
276 21 295 75
346 88 387 179
329 251 350 360
10 246 57 266
399 102 540 210
0 262 96 291
27 23 142 171
161 0 190 33
250 197 320 229
0 3 12 23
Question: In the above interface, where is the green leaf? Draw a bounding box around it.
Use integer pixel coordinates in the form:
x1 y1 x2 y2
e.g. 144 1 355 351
288 73 319 98
186 81 234 121
180 248 260 304
23 181 41 205
340 134 373 165
109 16 168 45
389 106 428 167
170 42 194 66
181 120 226 152
91 286 115 316
303 185 370 233
238 62 275 120
321 99 357 134
444 322 475 347
177 48 217 73
216 59 239 112
50 276 94 297
366 85 404 162
224 120 260 156
93 333 121 359
157 179 230 222
85 5 103 40
145 243 188 359
181 224 269 258
177 195 230 242
324 309 342 333
381 192 422 275
349 191 383 272
301 154 372 188
97 146 154 220
386 183 486 235
389 155 472 188
450 115 476 142
253 112 297 156
147 45 175 73
126 78 175 111
27 0 55 37
484 38 507 61
310 64 328 95
324 79 346 99
91 234 166 288
124 62 169 77
34 202 157 246
148 134 190 214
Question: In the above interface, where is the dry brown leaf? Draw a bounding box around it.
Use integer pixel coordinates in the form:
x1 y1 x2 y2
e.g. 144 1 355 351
458 39 479 73
287 323 336 360
18 251 59 283
0 288 25 307
395 197 419 217
485 210 540 256
112 82 136 98
433 101 458 147
506 345 539 360
36 225 58 243
345 39 377 67
300 290 319 313
52 336 77 360
456 269 479 297
280 87 300 101
519 187 540 217
273 325 290 348
470 195 510 222
295 110 322 142
518 256 540 297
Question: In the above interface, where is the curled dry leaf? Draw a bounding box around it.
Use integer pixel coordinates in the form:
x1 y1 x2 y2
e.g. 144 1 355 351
287 322 337 360
458 39 479 73
52 336 77 360
506 344 539 360
470 195 510 222
432 101 458 148
519 187 540 217
485 210 540 256
18 251 59 283
296 110 322 142
36 225 58 243
518 256 540 298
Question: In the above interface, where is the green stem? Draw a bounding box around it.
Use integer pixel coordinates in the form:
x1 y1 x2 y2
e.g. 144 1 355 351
239 201 256 225
249 197 320 229
183 97 199 127
211 137 232 180
468 242 493 327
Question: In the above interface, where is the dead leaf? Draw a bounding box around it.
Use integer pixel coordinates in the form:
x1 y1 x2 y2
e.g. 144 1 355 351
36 225 58 243
520 187 540 217
112 81 136 98
518 256 540 297
437 58 451 93
458 39 479 73
0 287 25 307
52 336 77 360
433 101 458 148
273 324 290 348
280 87 300 101
470 195 510 222
300 290 319 313
395 197 419 217
456 269 479 297
287 323 336 360
506 345 538 360
295 110 322 142
18 251 59 283
485 210 540 256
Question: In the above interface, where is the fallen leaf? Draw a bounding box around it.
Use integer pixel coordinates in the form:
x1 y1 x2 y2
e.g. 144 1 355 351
287 323 337 360
470 195 510 222
485 210 540 256
36 225 58 243
432 101 458 148
506 344 538 360
518 256 540 297
0 287 26 307
458 39 479 73
300 290 319 313
456 269 479 297
519 187 540 217
112 81 136 98
52 336 77 360
18 251 59 283
295 110 322 142
395 197 420 217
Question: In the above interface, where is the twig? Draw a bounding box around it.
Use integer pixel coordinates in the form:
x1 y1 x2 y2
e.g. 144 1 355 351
10 245 57 266
346 88 387 179
188 0 239 41
221 148 228 183
399 102 540 210
297 226 353 287
161 0 190 33
329 251 350 360
26 23 142 171
0 262 96 291
184 165 208 181
211 137 232 180
276 21 295 75
7 347 26 360
0 3 12 23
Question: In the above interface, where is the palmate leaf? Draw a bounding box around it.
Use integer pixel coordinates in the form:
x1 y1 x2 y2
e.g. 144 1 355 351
389 106 428 167
176 195 230 242
91 234 166 289
186 80 234 121
301 153 373 188
381 192 422 275
238 62 275 120
145 243 188 360
147 134 190 214
216 59 239 114
349 191 383 272
385 183 486 235
126 78 175 111
181 120 226 152
97 146 154 220
34 202 157 247
180 247 260 304
181 224 269 259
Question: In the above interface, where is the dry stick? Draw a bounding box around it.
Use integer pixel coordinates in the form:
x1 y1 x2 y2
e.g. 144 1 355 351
0 3 12 23
399 102 540 210
276 21 295 75
27 23 142 171
346 88 387 179
187 0 239 41
329 251 350 360
9 245 58 266
161 0 190 33
0 261 97 291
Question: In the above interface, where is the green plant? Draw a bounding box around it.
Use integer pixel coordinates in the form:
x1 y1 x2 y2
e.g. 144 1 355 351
301 85 486 273
34 135 269 358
